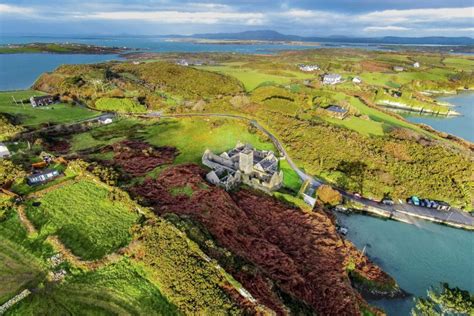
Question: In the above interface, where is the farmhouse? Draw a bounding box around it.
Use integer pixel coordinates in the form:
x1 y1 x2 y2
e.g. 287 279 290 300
30 95 55 107
26 169 60 185
413 62 420 68
393 66 405 72
0 142 10 158
202 142 283 193
323 73 342 85
352 76 362 84
176 59 189 66
299 64 320 72
325 105 348 119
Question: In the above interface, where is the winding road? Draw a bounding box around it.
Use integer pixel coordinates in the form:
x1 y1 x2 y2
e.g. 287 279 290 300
147 112 473 230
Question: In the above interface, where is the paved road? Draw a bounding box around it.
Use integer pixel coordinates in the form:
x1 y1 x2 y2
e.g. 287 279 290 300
143 112 473 229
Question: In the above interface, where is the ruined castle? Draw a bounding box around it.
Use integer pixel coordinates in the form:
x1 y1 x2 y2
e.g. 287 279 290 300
202 142 283 193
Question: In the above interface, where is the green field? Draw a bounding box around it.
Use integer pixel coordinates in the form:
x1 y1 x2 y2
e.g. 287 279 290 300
25 179 139 260
144 117 276 164
71 117 276 165
0 90 98 127
197 64 313 91
0 237 46 304
95 97 146 113
279 159 302 192
0 207 50 305
9 259 179 316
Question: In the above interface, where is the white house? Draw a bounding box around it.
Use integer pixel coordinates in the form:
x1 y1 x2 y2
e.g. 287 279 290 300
413 62 420 68
299 64 320 72
323 73 342 85
393 66 405 72
0 143 10 158
176 59 189 66
30 95 54 107
352 76 362 84
100 118 113 125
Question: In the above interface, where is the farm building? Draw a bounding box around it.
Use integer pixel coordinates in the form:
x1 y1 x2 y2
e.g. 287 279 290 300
413 62 420 68
323 73 342 85
98 117 113 125
325 105 348 119
299 64 320 72
176 59 189 66
393 66 405 72
352 76 362 84
0 143 10 158
27 169 60 185
30 95 55 107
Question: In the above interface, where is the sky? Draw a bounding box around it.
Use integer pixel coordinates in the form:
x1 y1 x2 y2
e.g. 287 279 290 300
0 0 473 37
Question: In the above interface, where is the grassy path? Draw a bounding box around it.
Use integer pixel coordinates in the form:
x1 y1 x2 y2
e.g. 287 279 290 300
16 205 37 235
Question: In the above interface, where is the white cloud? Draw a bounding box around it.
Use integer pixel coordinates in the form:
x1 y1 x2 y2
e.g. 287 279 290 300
359 7 474 24
82 10 265 25
0 3 35 15
0 2 472 37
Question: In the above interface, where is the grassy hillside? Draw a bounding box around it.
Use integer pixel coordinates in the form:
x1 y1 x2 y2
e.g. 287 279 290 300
25 179 139 260
0 90 98 127
9 259 180 316
0 237 46 304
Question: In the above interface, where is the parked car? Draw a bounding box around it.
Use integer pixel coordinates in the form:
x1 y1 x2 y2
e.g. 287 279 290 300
354 193 361 199
381 198 394 206
420 199 430 207
407 196 420 206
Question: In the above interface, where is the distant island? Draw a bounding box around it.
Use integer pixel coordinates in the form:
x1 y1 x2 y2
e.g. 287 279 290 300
187 30 474 46
0 42 131 54
166 37 320 46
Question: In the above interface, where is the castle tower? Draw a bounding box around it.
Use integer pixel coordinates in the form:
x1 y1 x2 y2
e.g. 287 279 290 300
239 150 254 174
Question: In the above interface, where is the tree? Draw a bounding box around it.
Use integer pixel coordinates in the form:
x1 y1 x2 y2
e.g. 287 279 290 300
317 184 342 206
412 283 474 316
0 159 26 187
336 160 368 194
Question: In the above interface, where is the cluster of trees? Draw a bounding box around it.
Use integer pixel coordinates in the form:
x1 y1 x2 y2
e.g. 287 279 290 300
115 62 244 99
0 115 24 141
0 159 26 187
268 113 472 208
413 283 473 315
32 61 245 112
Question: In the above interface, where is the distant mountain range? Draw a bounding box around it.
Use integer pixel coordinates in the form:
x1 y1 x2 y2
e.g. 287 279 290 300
188 30 474 45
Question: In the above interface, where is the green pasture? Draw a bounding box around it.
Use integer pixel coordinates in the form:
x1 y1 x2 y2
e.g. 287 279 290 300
10 259 179 316
144 117 275 164
94 97 146 113
197 64 313 91
0 90 98 127
25 179 139 260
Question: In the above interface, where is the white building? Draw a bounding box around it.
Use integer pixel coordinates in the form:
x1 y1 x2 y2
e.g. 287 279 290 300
299 64 320 72
99 118 113 125
393 66 405 72
352 76 362 84
323 73 342 85
0 143 10 158
413 62 420 68
176 59 189 66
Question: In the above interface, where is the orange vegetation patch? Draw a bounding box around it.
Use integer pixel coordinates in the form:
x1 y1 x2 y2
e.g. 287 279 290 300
131 164 394 315
111 140 178 176
360 60 392 72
